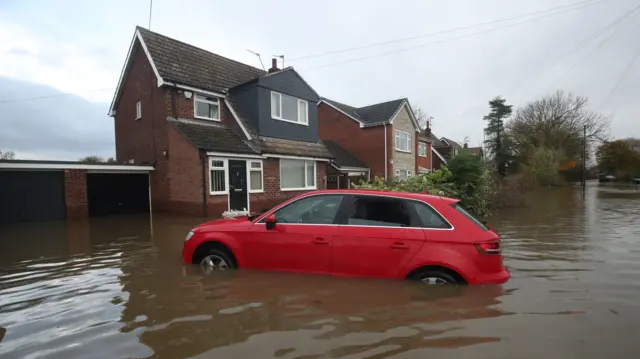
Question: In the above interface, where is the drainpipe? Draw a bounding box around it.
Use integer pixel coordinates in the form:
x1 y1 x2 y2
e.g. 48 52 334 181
383 123 388 181
429 143 433 172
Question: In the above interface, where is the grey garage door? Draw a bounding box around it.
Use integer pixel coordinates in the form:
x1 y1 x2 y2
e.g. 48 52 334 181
0 171 66 222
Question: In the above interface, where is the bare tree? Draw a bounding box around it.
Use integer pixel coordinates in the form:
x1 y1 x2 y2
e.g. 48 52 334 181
507 91 610 163
412 106 430 130
0 150 16 160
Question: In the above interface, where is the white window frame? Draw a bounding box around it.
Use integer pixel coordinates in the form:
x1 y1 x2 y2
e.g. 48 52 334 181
194 94 221 121
271 91 309 126
418 142 427 157
209 158 228 195
248 160 264 193
407 169 412 177
395 130 411 153
135 101 142 120
279 159 316 191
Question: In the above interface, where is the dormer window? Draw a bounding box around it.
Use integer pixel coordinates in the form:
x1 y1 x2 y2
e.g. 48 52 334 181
271 91 308 125
194 94 220 121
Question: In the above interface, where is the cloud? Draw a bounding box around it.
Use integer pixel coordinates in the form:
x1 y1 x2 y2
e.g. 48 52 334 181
0 77 114 160
1 0 639 152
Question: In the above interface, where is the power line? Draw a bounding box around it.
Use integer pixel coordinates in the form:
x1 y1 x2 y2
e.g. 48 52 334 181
0 88 114 105
300 0 612 72
599 22 640 109
289 0 613 62
453 3 640 120
550 7 639 86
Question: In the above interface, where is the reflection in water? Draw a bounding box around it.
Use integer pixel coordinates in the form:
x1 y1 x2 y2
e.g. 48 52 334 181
1 183 640 358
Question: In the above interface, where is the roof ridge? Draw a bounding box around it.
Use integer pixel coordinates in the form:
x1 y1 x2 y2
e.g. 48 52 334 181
136 26 266 75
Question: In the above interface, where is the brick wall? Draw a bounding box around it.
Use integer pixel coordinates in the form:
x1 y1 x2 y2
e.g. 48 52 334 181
64 169 88 219
318 103 386 179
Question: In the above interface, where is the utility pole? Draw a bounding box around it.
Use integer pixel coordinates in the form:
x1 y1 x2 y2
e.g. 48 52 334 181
581 124 587 195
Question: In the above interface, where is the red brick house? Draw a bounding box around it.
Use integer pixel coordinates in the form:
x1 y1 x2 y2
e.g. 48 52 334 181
317 97 426 185
109 27 332 216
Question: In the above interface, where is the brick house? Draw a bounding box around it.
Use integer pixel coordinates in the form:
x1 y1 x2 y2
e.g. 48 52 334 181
428 133 484 171
109 27 332 216
317 97 425 185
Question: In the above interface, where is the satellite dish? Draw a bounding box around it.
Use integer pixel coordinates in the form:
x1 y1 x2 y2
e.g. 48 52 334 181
184 91 192 99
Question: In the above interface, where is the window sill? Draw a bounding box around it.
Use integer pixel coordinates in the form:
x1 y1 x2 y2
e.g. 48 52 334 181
419 154 427 157
395 148 411 153
272 116 309 126
249 190 264 194
210 192 228 196
280 186 317 192
195 115 221 121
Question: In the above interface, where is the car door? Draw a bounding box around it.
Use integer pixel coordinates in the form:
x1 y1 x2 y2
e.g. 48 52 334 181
246 194 346 274
331 195 426 278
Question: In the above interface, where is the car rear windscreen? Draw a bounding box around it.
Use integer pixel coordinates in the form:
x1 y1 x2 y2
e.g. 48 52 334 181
451 203 489 231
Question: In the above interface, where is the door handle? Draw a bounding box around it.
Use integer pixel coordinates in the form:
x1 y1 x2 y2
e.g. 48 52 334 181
312 237 330 245
390 242 409 250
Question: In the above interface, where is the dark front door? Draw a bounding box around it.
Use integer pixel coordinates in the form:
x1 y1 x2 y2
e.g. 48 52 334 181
228 160 248 211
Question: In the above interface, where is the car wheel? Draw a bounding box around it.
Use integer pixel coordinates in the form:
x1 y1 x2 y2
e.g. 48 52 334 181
199 249 235 274
410 270 459 285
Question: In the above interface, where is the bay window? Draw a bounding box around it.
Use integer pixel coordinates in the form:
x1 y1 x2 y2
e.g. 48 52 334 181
280 159 316 190
395 130 411 152
271 91 308 125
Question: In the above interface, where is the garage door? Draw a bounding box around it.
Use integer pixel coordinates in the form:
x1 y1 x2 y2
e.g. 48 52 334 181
0 171 66 222
87 173 149 216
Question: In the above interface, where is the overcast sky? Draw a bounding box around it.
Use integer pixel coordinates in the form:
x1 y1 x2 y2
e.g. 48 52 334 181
1 0 639 160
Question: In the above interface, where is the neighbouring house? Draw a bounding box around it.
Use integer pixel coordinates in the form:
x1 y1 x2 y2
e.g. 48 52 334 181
109 26 332 216
428 133 484 171
317 97 424 185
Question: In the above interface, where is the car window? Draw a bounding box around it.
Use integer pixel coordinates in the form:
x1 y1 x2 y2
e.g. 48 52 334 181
346 196 411 227
411 202 451 229
452 203 488 231
272 195 344 224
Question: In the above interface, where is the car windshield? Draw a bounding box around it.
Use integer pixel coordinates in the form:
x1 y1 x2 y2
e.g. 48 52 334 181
451 203 489 231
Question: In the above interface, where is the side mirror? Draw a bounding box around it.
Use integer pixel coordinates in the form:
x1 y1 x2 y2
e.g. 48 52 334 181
265 214 276 230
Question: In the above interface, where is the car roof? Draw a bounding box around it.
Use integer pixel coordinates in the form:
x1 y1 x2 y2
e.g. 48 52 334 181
304 189 459 204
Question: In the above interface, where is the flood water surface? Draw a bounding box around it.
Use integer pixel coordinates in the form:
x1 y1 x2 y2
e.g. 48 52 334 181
1 183 640 358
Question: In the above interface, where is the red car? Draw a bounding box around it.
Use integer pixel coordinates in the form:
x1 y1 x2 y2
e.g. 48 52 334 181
182 190 509 285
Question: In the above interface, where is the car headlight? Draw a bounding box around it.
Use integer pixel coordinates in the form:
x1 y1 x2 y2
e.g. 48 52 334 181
185 231 195 242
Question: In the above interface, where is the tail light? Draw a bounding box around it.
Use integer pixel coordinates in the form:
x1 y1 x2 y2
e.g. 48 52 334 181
474 240 501 255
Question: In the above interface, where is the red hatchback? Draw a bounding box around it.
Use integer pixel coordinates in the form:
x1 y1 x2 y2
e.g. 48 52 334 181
182 190 510 285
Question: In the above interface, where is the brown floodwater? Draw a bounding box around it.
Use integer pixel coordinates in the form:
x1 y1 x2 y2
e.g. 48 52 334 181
1 182 640 359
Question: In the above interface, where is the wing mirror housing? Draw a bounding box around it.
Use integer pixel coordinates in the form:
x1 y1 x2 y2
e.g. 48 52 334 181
265 214 276 230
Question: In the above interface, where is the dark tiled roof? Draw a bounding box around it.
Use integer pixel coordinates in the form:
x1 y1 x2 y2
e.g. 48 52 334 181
356 99 406 126
259 137 332 159
168 117 258 154
321 97 407 126
322 141 367 169
441 137 463 150
225 97 258 138
321 98 363 121
137 27 265 93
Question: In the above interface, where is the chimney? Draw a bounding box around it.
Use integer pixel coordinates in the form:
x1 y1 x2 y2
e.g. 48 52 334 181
424 118 431 137
268 58 279 73
464 142 468 148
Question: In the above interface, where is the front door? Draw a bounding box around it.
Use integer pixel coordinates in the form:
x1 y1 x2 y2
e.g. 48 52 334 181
228 160 248 211
332 195 425 278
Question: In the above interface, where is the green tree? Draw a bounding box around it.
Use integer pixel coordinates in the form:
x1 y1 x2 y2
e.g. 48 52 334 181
483 96 512 177
596 140 640 180
79 156 105 164
0 150 16 160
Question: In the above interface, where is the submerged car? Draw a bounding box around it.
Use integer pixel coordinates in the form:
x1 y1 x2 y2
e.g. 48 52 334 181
182 189 510 285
